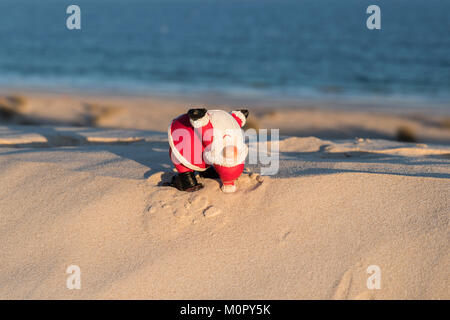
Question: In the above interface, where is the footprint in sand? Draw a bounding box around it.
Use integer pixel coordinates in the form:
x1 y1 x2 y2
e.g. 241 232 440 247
141 189 197 236
144 204 157 214
185 194 209 211
144 173 233 227
148 189 213 222
203 206 221 218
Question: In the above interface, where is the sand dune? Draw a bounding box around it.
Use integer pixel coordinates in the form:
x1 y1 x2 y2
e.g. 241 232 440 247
2 91 450 144
0 117 448 299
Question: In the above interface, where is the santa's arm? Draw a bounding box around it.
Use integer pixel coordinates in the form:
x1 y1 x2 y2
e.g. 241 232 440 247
230 109 249 128
188 108 214 147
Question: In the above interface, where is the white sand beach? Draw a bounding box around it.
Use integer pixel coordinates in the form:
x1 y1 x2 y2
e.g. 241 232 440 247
0 92 449 299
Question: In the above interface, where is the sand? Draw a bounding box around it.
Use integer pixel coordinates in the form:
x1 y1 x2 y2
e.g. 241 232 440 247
0 91 448 299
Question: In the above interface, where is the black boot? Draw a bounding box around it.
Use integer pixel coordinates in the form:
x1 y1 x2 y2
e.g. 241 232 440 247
199 166 220 179
170 171 203 192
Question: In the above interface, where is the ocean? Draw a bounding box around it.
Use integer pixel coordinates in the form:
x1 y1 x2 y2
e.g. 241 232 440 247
0 0 449 104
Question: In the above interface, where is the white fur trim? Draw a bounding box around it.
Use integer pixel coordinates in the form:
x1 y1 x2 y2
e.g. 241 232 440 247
190 113 210 128
167 122 206 172
221 184 237 193
231 111 246 127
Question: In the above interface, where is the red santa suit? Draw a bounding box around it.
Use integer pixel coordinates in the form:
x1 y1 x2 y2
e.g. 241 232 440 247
168 110 248 192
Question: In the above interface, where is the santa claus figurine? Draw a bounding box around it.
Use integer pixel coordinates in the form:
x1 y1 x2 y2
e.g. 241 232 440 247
168 108 249 193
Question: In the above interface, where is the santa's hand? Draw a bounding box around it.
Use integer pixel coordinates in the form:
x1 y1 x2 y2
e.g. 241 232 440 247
188 108 208 121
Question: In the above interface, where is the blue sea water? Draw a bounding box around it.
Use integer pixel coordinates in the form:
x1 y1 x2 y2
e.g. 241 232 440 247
0 0 449 103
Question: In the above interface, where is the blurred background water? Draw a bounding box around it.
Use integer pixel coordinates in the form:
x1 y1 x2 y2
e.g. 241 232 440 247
0 0 449 104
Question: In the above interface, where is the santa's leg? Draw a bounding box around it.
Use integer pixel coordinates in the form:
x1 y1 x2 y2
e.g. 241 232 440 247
214 163 245 193
169 149 203 192
199 165 220 179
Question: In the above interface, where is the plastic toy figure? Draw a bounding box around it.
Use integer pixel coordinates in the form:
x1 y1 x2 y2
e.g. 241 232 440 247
168 108 249 193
